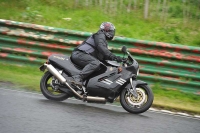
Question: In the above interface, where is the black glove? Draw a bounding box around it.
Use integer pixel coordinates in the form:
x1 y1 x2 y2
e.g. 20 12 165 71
109 54 122 62
115 56 123 62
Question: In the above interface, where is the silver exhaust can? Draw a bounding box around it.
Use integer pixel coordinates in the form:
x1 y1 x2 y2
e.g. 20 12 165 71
44 64 66 83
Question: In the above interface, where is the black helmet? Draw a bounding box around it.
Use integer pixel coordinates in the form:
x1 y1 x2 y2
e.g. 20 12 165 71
100 22 115 40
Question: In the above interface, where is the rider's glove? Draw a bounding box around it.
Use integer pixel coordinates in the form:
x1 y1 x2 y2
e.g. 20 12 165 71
115 56 123 63
109 54 123 63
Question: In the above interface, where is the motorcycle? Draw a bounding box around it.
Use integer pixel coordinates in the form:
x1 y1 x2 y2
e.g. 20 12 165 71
39 46 154 114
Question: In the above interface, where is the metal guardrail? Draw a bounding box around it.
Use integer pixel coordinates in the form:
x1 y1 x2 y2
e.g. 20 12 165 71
0 19 199 95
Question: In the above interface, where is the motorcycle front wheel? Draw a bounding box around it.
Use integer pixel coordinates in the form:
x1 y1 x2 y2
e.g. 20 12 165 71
40 71 70 101
120 84 154 114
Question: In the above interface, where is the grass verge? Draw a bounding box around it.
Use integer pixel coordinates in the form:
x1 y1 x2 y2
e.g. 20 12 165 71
0 63 199 115
0 0 200 46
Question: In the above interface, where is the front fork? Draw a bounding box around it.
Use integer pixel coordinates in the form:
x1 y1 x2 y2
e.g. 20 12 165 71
129 78 138 98
123 63 139 98
126 77 148 99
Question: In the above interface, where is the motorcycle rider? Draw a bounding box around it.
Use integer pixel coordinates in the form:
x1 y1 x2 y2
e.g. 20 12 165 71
71 22 123 86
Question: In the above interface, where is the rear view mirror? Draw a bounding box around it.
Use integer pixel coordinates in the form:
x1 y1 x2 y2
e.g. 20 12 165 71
121 45 127 53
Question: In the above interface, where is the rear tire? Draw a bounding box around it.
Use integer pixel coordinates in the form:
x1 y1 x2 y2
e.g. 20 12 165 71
120 84 154 114
40 71 70 101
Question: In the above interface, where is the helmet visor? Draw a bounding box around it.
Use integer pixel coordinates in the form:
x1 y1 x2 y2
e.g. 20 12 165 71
106 30 115 40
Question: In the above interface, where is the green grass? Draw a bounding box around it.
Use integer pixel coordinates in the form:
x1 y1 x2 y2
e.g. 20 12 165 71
0 0 200 46
152 84 200 114
0 63 41 92
0 63 199 115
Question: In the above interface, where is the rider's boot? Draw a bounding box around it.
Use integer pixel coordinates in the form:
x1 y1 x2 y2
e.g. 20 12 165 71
71 75 83 87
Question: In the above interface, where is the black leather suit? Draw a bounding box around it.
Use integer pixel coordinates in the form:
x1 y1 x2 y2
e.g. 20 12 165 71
71 30 121 79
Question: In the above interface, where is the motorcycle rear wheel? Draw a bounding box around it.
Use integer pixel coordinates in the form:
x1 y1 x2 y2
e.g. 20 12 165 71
120 84 154 114
40 71 70 101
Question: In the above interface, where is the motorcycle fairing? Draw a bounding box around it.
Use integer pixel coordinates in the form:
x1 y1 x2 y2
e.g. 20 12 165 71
86 66 132 99
48 54 80 76
87 69 120 98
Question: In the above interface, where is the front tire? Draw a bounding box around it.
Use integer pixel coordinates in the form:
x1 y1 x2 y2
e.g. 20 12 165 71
40 71 70 101
120 84 154 114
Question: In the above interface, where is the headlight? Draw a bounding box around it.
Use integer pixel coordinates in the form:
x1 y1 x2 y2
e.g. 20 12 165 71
137 68 139 75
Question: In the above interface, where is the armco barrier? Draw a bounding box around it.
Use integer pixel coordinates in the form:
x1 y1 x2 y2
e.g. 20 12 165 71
0 19 199 94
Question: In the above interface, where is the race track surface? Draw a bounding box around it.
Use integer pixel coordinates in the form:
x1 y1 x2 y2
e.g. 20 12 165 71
0 88 199 133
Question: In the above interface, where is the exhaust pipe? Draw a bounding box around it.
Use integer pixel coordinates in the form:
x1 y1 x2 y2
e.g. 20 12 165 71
44 64 66 84
86 96 106 103
44 64 106 103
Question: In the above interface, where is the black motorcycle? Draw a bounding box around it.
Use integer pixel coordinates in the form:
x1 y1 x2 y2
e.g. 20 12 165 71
39 46 154 114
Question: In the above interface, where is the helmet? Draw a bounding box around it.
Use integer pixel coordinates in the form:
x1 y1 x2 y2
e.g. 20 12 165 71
100 22 115 40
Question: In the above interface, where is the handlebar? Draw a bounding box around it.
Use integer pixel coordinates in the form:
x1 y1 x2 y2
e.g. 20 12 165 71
122 58 128 63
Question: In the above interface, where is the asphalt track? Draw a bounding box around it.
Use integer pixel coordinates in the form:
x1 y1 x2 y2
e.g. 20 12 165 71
0 88 199 133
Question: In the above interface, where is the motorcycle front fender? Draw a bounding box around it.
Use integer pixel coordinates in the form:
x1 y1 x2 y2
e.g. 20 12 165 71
124 80 148 98
125 80 147 90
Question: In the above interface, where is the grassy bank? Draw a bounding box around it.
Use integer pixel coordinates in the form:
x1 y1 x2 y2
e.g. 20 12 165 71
0 0 200 46
0 63 199 115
